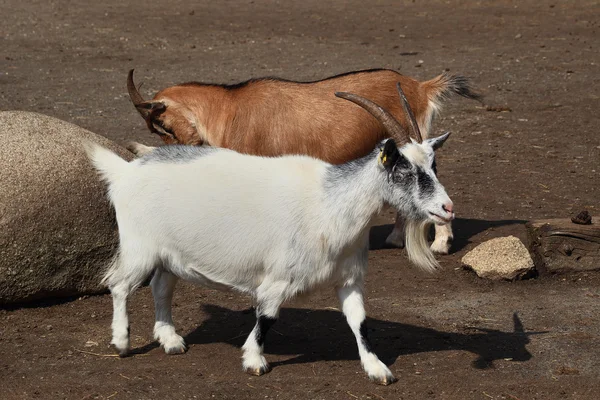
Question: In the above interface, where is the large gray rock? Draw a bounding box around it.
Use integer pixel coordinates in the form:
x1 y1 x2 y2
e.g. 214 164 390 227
0 111 133 305
462 236 535 280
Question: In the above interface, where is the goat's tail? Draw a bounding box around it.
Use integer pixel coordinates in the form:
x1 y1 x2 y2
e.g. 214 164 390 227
421 72 483 108
100 252 121 287
405 219 439 273
83 141 130 185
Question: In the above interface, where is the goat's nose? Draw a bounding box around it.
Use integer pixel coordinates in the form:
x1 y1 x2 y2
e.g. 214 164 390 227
442 202 454 215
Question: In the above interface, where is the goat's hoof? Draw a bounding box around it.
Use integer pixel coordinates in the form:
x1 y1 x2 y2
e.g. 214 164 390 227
244 364 271 376
430 240 451 255
370 374 398 386
162 336 188 355
384 234 405 249
164 344 187 355
110 344 129 358
431 235 453 255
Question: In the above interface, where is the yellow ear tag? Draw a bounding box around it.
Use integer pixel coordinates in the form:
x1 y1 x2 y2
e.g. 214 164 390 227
378 149 386 165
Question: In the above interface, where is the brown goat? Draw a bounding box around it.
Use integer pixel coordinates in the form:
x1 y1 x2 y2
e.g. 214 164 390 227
127 69 481 253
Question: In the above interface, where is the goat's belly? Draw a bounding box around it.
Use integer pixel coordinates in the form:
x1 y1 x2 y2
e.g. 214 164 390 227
181 269 236 292
161 246 267 294
178 266 256 294
169 263 263 294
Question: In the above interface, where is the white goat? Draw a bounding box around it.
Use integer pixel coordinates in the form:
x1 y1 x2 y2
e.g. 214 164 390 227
86 90 454 385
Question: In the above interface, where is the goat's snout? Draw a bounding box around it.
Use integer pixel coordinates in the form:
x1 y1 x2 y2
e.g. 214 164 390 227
442 201 455 220
442 202 454 215
427 200 454 225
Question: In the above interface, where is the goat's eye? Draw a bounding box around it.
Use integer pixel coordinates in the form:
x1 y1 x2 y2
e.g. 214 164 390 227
431 159 438 175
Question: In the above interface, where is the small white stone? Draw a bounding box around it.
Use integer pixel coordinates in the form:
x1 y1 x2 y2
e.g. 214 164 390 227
462 236 534 280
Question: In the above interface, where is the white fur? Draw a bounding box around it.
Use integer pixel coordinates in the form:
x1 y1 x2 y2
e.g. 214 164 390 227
126 139 454 256
86 139 452 384
127 101 453 255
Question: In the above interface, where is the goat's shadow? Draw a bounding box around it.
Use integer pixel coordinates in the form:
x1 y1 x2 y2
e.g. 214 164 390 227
369 217 526 251
143 305 545 370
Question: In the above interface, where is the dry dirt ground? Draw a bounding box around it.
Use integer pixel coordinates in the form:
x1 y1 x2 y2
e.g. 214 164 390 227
1 0 600 399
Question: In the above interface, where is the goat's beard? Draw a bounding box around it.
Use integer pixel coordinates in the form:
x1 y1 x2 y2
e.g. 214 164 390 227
405 219 439 272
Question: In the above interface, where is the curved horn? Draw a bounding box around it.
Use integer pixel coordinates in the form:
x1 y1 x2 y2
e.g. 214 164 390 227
396 82 423 143
127 69 150 117
334 91 411 146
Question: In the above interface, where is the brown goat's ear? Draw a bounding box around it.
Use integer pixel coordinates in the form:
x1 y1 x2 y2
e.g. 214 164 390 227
379 139 400 170
135 101 166 116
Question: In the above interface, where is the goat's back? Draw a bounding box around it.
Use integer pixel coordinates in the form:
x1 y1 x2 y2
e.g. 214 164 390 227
229 71 426 163
109 149 328 273
157 70 429 163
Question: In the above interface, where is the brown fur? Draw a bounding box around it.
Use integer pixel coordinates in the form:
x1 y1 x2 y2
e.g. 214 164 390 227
132 70 478 164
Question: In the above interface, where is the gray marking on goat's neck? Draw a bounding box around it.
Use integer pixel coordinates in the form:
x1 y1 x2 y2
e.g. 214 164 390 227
322 146 386 247
325 147 379 188
324 142 435 232
139 145 217 165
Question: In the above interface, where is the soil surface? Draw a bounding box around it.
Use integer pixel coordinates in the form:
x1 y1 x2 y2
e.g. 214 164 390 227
1 0 599 399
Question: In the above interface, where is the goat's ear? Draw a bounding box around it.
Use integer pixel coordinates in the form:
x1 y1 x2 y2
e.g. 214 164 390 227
379 139 401 170
136 101 167 116
425 131 451 151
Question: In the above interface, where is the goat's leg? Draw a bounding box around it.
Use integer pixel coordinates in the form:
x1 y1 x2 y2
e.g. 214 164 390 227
431 222 453 254
106 250 157 357
109 282 131 357
385 212 405 248
388 212 454 254
338 284 397 385
242 280 288 376
430 163 454 254
151 269 186 355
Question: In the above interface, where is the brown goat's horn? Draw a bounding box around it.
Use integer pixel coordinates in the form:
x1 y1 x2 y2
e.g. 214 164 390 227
396 82 423 143
127 69 149 116
334 91 411 145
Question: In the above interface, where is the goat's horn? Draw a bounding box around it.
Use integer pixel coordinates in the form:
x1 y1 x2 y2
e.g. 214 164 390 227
396 82 423 143
334 91 410 145
127 69 150 117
